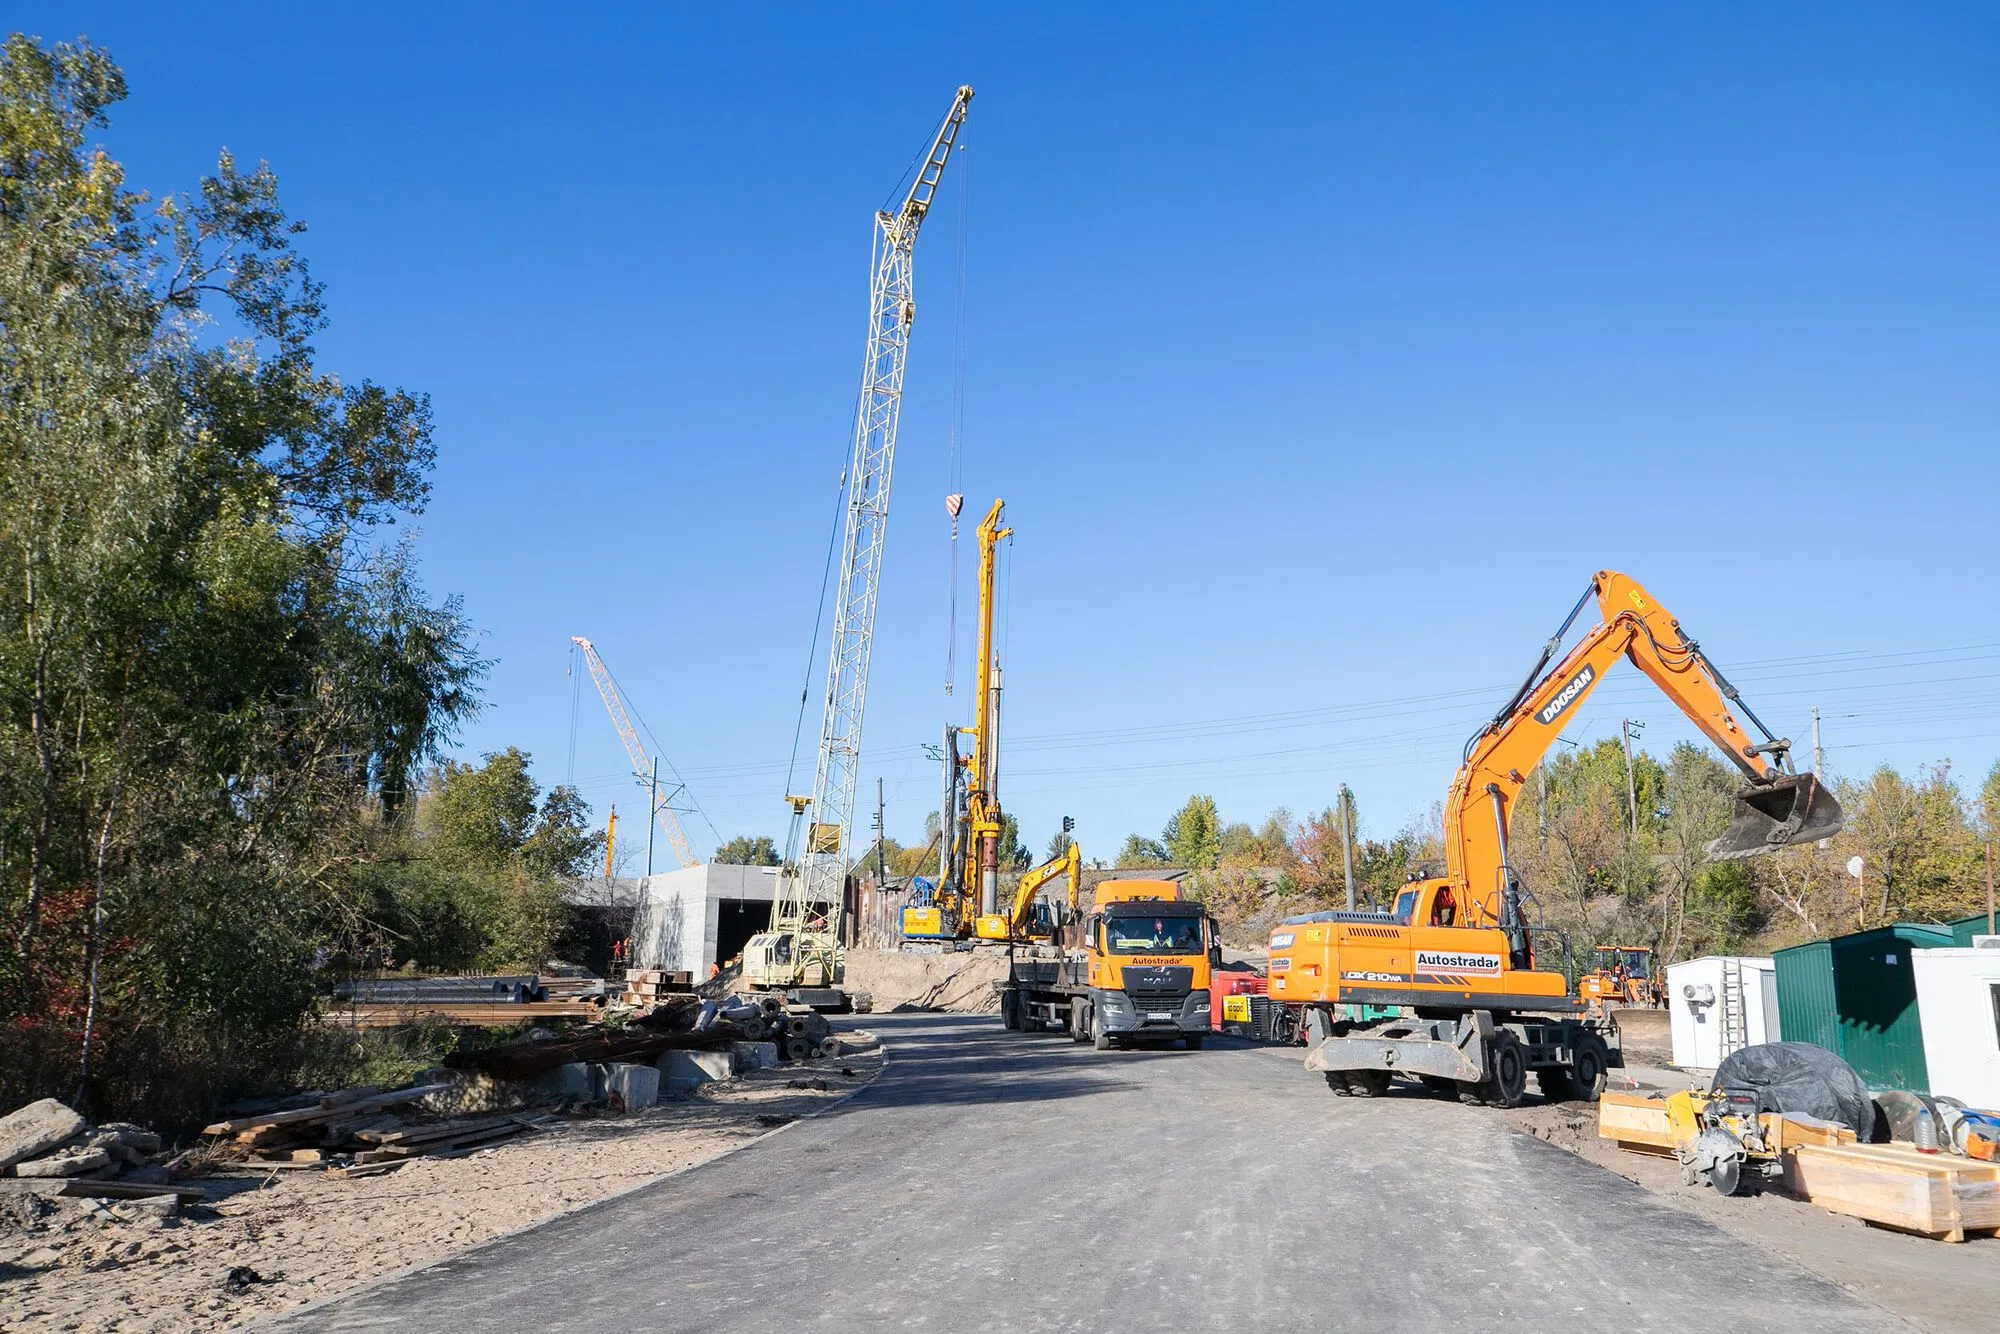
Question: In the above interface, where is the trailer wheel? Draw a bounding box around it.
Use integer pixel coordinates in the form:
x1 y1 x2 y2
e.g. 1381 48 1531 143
1488 1031 1528 1109
1571 1032 1609 1103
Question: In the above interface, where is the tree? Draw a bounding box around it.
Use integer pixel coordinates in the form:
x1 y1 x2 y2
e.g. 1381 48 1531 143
1116 834 1171 868
0 36 480 1123
1163 795 1221 870
715 835 779 867
998 813 1032 871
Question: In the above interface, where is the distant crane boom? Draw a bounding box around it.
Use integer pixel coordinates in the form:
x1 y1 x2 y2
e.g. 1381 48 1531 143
572 635 699 871
766 86 974 986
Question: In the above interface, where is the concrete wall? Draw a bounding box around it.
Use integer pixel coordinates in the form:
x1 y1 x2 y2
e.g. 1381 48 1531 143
1913 943 2000 1108
633 863 783 975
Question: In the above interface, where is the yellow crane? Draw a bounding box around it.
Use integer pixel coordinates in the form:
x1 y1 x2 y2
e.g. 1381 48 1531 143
571 635 699 871
902 499 1082 945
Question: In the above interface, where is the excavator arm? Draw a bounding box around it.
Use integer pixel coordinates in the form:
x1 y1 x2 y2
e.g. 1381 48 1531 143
1445 571 1843 927
975 841 1081 942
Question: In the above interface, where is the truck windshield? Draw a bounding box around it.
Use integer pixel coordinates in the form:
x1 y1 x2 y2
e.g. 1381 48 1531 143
1105 915 1204 954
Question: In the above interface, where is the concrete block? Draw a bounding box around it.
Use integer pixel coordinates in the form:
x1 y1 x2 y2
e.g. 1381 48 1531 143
529 1061 600 1104
0 1098 87 1171
657 1048 732 1092
605 1062 660 1112
15 1146 111 1178
730 1041 779 1074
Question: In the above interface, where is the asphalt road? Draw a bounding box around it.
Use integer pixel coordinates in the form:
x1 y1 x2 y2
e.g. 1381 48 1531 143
268 1012 1905 1332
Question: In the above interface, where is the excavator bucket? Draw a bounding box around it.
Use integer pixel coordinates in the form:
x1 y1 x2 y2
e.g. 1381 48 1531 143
1706 774 1845 861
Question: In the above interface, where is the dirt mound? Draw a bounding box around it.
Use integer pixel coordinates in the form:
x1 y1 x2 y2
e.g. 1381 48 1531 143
841 948 1010 1014
1609 1006 1672 1064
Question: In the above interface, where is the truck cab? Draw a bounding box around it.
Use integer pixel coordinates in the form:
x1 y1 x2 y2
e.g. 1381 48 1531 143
1004 880 1220 1050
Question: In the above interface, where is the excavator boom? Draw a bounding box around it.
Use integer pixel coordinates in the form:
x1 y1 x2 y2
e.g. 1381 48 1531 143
1448 570 1843 924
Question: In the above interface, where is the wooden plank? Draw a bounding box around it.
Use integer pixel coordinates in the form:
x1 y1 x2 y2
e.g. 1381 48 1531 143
1596 1092 1676 1152
0 1178 207 1202
203 1083 452 1136
1787 1143 2000 1242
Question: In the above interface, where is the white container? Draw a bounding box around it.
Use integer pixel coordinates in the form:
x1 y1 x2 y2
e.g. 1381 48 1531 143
1667 956 1780 1071
1912 943 2000 1109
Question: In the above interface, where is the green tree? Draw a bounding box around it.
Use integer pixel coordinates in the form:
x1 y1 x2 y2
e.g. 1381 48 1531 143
1163 795 1222 870
998 813 1032 870
1116 834 1171 868
715 835 779 866
0 36 479 1123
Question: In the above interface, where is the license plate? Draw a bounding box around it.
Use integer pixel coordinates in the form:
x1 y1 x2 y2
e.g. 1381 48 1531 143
1147 1011 1172 1021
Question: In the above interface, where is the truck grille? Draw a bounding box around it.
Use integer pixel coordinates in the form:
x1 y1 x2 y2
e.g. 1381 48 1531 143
1128 987 1189 1016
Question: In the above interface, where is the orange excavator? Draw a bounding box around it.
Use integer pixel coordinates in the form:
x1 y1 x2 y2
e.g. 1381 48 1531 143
1267 571 1842 1106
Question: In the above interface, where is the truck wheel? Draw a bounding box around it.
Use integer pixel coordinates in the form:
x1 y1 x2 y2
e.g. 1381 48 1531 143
1069 1004 1090 1044
1488 1031 1528 1109
1571 1033 1609 1103
1183 1033 1205 1051
1091 1006 1112 1051
1000 991 1020 1031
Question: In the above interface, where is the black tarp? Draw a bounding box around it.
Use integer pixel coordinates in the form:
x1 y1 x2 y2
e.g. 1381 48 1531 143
1712 1041 1875 1138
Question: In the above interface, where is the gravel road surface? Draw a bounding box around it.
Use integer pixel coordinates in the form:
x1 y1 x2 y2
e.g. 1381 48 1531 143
267 1012 1906 1332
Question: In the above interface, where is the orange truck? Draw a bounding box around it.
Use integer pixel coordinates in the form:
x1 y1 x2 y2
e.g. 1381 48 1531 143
1000 879 1219 1050
1269 571 1842 1106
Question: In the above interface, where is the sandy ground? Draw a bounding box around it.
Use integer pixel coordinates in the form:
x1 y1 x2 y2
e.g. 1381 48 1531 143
0 1044 885 1333
841 947 1010 1013
1507 1055 1993 1331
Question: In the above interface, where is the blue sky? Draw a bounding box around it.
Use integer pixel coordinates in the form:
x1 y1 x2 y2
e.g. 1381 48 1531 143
26 4 2000 864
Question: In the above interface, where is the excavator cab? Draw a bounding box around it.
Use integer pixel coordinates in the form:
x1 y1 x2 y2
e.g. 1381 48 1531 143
1707 773 1845 861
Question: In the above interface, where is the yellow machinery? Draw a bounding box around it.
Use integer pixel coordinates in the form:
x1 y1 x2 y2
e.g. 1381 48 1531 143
1269 571 1844 1105
1578 945 1657 1009
1665 1088 1780 1195
975 840 1081 942
903 498 1024 943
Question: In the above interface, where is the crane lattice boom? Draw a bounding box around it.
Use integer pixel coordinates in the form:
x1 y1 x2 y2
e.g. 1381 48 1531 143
572 635 698 871
770 86 974 982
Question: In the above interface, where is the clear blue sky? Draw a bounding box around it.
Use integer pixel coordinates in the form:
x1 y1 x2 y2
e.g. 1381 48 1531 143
26 4 2000 864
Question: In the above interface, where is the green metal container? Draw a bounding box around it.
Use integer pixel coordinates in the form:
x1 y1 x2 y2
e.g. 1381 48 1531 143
1773 922 1956 1093
1946 912 1995 947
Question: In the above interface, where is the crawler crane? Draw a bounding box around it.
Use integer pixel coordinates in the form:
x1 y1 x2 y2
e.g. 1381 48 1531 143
742 86 973 994
1268 571 1844 1105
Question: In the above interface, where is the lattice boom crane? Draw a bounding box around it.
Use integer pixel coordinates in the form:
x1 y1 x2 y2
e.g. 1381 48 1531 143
751 86 973 990
572 635 699 871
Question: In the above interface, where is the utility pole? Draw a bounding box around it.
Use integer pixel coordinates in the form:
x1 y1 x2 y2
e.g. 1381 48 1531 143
1811 706 1824 777
1986 841 1995 937
645 758 659 880
1338 785 1356 911
1620 720 1643 836
874 777 887 886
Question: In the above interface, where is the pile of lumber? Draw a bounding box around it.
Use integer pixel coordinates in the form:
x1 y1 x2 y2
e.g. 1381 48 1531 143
331 1000 598 1029
1786 1143 2000 1242
201 1082 559 1179
620 968 695 1007
446 1020 734 1081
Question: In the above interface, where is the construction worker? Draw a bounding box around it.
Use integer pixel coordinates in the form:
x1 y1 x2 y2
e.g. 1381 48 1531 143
1430 887 1457 927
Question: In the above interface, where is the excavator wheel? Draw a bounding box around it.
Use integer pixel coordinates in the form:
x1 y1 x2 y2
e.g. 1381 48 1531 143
1487 1031 1528 1109
1456 1081 1490 1107
1325 1072 1354 1096
1570 1033 1609 1103
1346 1070 1392 1097
1418 1076 1458 1098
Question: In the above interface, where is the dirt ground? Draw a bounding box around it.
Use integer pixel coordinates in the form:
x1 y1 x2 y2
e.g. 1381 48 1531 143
842 947 1009 1013
0 1043 885 1333
1507 1056 1994 1332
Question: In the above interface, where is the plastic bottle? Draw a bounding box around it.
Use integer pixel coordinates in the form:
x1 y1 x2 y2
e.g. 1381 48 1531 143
1913 1104 1940 1154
